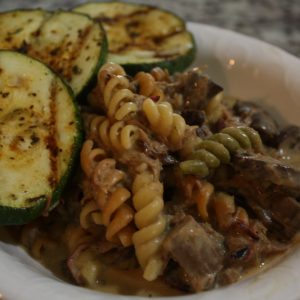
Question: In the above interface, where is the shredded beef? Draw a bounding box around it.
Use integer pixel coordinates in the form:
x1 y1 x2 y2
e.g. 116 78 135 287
118 150 162 180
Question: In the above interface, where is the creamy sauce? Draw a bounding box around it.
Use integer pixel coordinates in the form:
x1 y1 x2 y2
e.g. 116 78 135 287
0 226 182 297
236 233 300 287
277 148 300 170
1 225 300 297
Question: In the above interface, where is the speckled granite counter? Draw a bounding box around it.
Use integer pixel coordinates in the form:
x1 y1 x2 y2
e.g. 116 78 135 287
0 0 299 57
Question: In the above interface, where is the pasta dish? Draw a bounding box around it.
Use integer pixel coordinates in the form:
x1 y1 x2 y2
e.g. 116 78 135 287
0 1 300 297
16 63 300 295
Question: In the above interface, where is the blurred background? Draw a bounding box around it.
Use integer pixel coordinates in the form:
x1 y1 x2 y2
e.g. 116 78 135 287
0 0 299 57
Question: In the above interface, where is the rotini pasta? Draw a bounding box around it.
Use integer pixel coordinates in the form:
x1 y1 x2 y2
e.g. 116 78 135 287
213 192 249 231
88 62 126 106
64 225 94 255
102 186 135 246
142 98 187 149
206 92 237 124
80 136 136 247
192 180 214 221
150 67 170 82
134 71 165 101
97 62 127 94
132 170 167 281
80 139 106 178
180 126 263 176
97 62 141 121
192 181 249 230
79 198 102 230
85 115 140 151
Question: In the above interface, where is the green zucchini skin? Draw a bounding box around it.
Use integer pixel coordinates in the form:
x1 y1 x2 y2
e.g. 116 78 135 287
0 198 47 226
0 9 108 98
122 32 196 75
49 83 83 212
74 1 196 74
0 50 82 225
75 19 109 101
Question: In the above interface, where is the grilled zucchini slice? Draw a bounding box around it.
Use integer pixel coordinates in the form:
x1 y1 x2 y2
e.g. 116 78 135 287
0 50 81 225
74 2 195 74
0 9 50 50
0 10 107 97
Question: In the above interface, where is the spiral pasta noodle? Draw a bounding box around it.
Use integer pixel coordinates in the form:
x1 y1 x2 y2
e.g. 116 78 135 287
80 137 136 247
80 139 106 178
213 192 249 232
91 160 135 246
192 180 214 221
86 115 140 151
142 98 187 149
64 225 94 255
179 126 263 177
97 62 127 93
93 161 135 246
102 186 135 246
132 171 167 281
134 71 165 101
150 67 169 82
97 62 142 121
107 120 140 151
79 198 102 230
192 180 249 231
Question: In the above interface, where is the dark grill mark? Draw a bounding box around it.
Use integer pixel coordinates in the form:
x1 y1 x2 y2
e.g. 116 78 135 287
30 133 40 145
72 65 82 75
94 7 153 24
27 22 94 84
17 41 29 54
93 6 186 59
0 92 10 98
63 25 93 81
152 29 183 44
50 47 60 56
109 28 185 59
5 36 12 43
46 79 59 192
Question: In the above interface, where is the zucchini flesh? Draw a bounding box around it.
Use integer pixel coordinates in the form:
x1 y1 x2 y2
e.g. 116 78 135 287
0 10 107 97
0 10 50 50
74 2 195 74
0 50 81 225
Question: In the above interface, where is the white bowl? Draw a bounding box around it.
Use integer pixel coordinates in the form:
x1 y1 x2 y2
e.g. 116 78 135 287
1 22 300 300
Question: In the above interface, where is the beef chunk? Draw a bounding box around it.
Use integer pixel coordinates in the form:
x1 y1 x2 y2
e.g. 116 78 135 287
164 260 192 292
181 109 206 126
214 153 300 238
233 153 300 197
162 216 225 291
181 73 222 110
277 125 300 151
168 70 222 110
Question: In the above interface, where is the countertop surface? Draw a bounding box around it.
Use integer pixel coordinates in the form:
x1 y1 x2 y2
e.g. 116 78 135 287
0 0 299 57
